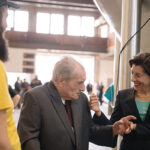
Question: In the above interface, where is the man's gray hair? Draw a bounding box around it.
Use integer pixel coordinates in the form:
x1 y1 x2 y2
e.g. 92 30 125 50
52 56 84 81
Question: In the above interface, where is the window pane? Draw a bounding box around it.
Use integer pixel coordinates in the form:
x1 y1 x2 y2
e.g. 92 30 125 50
36 12 50 34
14 10 29 32
6 9 14 31
100 25 108 38
67 15 81 36
81 16 94 37
50 14 64 35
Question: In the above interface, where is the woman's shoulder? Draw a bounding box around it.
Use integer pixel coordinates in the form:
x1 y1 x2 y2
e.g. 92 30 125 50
119 87 134 93
118 88 135 98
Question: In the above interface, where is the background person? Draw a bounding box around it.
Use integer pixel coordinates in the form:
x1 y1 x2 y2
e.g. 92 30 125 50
97 82 104 105
86 80 93 95
14 77 21 94
8 85 20 108
30 75 42 88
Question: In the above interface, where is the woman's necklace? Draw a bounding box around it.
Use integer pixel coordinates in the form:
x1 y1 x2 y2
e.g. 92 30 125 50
137 94 150 98
136 92 150 101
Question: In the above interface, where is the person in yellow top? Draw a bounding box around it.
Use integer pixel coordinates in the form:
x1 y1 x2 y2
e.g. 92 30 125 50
0 0 21 150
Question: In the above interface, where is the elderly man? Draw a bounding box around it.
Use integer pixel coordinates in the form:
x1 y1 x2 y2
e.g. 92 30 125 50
18 57 135 150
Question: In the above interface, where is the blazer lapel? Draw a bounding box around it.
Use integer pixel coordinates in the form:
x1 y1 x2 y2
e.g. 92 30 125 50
47 82 75 145
144 103 150 122
71 99 81 149
125 89 150 122
125 89 141 121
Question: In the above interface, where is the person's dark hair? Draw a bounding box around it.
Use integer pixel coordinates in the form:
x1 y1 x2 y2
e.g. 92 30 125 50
0 6 9 62
129 52 150 76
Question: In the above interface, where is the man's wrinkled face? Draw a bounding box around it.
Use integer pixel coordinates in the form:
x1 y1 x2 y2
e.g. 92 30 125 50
61 68 86 100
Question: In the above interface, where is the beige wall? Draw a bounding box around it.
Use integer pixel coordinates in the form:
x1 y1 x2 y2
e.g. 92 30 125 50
98 56 114 88
4 48 36 73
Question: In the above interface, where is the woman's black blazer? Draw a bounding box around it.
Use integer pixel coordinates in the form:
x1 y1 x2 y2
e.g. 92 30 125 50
94 88 150 150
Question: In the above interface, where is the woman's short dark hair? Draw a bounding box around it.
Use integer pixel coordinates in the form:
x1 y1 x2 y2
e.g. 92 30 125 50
129 52 150 76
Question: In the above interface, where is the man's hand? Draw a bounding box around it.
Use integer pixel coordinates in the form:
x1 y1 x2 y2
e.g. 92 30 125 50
130 122 137 130
89 93 101 117
112 115 136 136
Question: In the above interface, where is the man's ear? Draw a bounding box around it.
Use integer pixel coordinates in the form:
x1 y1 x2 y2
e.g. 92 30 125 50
57 77 65 87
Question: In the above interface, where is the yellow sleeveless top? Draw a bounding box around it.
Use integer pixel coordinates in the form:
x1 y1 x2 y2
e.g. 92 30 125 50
0 60 21 150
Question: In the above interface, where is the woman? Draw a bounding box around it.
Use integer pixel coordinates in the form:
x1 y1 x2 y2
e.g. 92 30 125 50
0 1 21 150
90 52 150 150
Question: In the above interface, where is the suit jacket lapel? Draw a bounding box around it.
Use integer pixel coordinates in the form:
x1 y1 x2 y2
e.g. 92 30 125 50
126 89 150 122
144 103 150 122
71 99 81 149
125 89 141 121
47 82 75 145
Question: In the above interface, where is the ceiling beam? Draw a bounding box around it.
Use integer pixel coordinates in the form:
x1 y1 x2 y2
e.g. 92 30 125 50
10 0 97 10
5 31 107 53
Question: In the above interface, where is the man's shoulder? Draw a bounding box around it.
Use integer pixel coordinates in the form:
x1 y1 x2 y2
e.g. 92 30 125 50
79 92 89 103
79 92 86 97
28 83 48 96
118 88 134 102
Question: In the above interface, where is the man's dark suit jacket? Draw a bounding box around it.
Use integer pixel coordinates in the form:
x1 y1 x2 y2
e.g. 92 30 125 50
93 88 150 150
18 81 115 150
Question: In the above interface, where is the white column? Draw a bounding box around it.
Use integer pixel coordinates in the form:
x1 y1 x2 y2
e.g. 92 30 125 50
116 1 133 150
119 0 132 90
113 36 120 105
94 56 100 84
131 0 142 57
